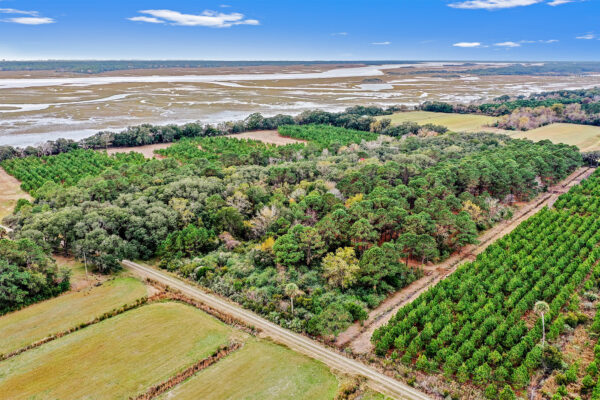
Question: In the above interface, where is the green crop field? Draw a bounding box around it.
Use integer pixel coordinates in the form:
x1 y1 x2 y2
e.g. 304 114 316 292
510 123 600 151
0 149 146 194
379 111 499 132
0 302 238 399
0 277 147 355
157 339 339 400
278 124 379 147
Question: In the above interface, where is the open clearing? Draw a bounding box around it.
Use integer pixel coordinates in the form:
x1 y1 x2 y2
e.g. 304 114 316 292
510 122 600 151
158 339 338 400
227 129 306 145
53 255 105 291
379 111 499 132
0 166 30 221
105 142 171 158
0 276 147 355
0 302 238 400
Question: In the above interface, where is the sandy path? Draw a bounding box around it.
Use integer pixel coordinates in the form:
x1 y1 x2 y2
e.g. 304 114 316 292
337 167 595 354
104 143 171 159
0 166 31 222
226 130 306 145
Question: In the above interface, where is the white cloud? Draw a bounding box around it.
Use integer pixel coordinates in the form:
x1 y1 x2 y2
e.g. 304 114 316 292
453 42 482 47
576 33 595 39
548 0 574 5
129 9 259 28
128 16 164 24
448 0 576 9
332 32 348 36
0 8 54 24
520 39 558 43
6 16 54 25
371 41 391 45
0 8 39 15
495 41 521 47
448 0 543 9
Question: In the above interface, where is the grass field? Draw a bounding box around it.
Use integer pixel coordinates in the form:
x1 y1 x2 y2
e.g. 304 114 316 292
379 111 499 132
158 339 339 400
0 302 239 399
0 277 147 355
510 122 600 151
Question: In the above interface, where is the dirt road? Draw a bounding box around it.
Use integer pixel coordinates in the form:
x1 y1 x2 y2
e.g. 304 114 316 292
122 260 431 400
336 166 595 354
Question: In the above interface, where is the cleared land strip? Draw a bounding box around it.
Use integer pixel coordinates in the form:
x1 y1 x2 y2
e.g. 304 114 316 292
122 260 431 400
338 166 596 354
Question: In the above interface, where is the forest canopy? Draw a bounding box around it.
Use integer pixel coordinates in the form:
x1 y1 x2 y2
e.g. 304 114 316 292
1 124 581 336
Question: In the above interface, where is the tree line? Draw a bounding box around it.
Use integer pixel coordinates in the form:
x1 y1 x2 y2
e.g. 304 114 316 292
0 106 402 163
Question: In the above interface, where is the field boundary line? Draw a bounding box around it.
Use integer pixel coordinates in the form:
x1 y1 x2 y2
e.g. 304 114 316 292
123 260 432 400
0 296 149 361
133 342 243 400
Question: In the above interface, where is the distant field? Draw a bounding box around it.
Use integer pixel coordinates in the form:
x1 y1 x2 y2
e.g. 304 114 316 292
0 277 147 355
105 143 171 158
510 122 600 151
227 130 307 145
158 339 338 400
379 111 499 132
0 302 237 400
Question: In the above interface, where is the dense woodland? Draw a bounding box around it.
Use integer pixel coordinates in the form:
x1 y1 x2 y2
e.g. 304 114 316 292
0 238 69 315
1 122 581 337
374 169 600 398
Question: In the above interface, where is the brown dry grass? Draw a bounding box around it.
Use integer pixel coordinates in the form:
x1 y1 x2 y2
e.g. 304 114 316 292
104 143 171 159
226 130 306 145
0 166 31 221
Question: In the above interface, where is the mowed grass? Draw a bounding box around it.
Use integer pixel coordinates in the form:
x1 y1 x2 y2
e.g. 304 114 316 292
158 339 338 400
0 302 238 400
379 111 499 132
0 277 147 355
510 123 600 151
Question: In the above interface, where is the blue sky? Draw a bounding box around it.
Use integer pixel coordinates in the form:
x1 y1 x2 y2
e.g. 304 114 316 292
0 0 598 61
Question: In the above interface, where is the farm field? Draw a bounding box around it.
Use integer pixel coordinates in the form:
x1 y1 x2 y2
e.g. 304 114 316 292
155 135 304 164
157 339 339 400
0 276 147 355
278 124 378 146
0 302 238 400
378 111 500 132
510 123 600 151
0 148 146 193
